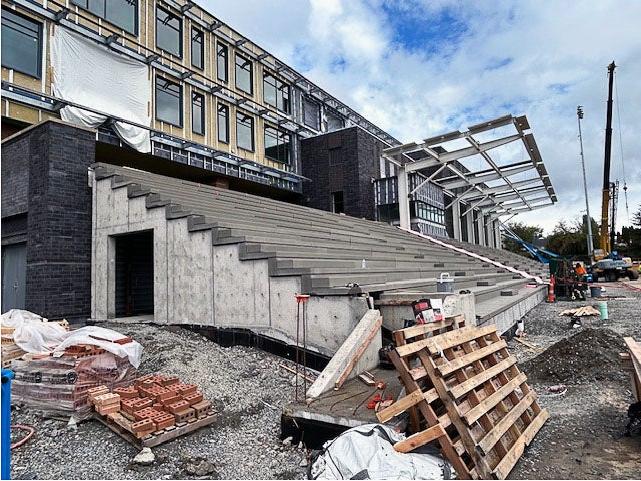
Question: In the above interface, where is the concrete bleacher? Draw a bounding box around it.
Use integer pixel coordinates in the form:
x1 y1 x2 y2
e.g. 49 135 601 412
92 163 547 342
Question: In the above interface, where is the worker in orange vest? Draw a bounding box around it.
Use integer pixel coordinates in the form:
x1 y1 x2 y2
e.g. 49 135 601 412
575 263 587 277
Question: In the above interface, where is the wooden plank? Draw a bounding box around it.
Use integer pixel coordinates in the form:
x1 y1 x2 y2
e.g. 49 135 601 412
438 340 507 376
492 409 550 479
410 366 427 380
376 388 439 423
143 413 217 447
334 315 382 389
463 373 528 425
394 424 446 453
449 357 516 399
396 318 458 340
513 337 538 349
477 391 537 455
399 325 497 355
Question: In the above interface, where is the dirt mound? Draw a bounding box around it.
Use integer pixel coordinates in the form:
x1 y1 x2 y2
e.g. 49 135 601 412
521 328 627 384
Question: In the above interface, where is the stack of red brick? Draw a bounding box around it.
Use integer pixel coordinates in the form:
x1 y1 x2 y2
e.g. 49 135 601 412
89 374 212 439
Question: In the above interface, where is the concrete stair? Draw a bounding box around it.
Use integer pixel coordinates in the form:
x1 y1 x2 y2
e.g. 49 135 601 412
94 163 546 327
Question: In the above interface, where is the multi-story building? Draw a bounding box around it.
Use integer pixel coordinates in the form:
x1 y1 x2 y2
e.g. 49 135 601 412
0 0 555 319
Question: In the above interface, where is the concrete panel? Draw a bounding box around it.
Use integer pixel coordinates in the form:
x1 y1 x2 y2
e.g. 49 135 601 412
212 244 270 329
166 218 213 325
306 309 382 399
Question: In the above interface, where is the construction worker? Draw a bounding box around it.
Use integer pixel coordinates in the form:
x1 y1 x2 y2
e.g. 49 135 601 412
575 262 587 277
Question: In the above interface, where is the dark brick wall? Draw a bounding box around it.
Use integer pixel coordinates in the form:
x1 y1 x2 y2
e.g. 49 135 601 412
300 127 384 220
1 133 30 217
2 121 95 321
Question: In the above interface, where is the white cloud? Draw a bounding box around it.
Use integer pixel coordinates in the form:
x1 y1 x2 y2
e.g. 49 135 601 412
197 0 641 234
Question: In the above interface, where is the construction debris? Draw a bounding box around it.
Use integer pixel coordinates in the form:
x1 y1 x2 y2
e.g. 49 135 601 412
559 305 600 317
377 320 548 480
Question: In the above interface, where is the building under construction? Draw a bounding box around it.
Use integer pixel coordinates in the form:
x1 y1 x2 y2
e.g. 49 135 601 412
2 0 556 355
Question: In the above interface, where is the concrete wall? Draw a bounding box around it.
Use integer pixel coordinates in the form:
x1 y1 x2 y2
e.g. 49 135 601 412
1 120 95 320
92 176 370 356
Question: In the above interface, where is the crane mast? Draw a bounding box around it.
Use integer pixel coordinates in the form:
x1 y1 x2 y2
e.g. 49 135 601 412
599 61 616 253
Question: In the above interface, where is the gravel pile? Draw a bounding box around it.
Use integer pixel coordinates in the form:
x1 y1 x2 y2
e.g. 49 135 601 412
520 327 627 384
10 323 309 480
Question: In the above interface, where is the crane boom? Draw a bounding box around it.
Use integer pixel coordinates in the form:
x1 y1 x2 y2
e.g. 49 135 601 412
599 61 616 253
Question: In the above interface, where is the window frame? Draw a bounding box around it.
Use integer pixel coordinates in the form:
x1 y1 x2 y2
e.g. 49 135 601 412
1 8 43 79
217 103 230 144
331 191 345 214
216 41 229 83
263 72 290 114
155 76 183 128
234 53 254 95
303 97 321 130
191 91 205 136
263 125 291 164
155 6 182 58
235 111 255 152
190 27 204 70
70 0 138 35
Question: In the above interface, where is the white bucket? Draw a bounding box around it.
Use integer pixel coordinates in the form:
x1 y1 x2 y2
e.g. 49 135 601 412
437 272 454 293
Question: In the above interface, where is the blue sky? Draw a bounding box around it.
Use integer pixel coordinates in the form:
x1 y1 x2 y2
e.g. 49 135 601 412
197 0 641 233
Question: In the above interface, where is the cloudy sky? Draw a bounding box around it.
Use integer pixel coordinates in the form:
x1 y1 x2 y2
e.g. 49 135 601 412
197 0 641 234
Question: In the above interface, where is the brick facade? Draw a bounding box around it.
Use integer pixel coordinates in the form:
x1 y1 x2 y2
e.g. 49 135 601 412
1 121 95 320
300 127 383 220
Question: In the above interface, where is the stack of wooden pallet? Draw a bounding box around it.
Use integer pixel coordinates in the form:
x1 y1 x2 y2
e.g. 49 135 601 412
377 317 548 480
622 337 641 402
91 374 217 447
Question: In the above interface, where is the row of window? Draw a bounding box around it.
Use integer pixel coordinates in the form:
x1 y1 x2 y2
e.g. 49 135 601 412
155 77 291 163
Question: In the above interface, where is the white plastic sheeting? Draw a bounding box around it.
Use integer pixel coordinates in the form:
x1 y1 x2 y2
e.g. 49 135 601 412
309 424 453 480
51 26 151 152
0 309 143 368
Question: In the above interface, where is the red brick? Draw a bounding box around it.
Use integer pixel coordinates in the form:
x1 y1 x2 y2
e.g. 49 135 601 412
179 384 198 396
168 400 190 414
173 407 195 423
131 418 156 434
184 392 203 406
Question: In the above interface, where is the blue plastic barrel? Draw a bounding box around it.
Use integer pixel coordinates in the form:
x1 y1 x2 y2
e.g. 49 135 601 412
1 369 14 480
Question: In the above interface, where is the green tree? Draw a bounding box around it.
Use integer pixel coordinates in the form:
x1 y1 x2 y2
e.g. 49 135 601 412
503 221 543 257
633 204 641 227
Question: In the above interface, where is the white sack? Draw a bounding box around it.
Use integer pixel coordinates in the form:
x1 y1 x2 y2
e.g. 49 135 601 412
51 26 151 152
310 424 453 480
1 310 142 368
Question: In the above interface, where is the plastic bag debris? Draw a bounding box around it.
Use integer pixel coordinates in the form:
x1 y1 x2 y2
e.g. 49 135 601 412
309 424 453 480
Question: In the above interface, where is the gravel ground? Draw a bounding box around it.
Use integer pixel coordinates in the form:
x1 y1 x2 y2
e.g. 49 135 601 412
508 283 641 479
10 323 309 480
8 284 641 480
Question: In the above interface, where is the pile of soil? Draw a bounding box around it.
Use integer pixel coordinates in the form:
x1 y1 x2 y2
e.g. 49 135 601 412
521 328 627 384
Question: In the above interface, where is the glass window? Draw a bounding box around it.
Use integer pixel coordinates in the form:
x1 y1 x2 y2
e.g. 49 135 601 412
191 92 205 135
71 0 137 34
156 6 181 57
264 126 291 164
303 98 320 130
327 110 344 131
235 54 253 94
236 112 254 151
191 28 203 69
217 42 228 83
263 73 290 113
155 76 182 127
1 9 42 78
217 104 229 143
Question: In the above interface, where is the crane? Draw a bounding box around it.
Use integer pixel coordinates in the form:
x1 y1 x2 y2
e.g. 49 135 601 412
598 61 616 256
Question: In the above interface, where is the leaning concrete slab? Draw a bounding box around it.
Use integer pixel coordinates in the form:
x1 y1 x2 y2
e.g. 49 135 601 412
306 309 382 399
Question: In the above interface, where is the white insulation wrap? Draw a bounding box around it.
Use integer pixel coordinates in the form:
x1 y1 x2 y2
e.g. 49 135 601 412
51 26 151 152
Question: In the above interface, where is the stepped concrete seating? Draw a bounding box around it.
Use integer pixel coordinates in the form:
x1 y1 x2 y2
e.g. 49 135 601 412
436 237 549 279
91 163 546 339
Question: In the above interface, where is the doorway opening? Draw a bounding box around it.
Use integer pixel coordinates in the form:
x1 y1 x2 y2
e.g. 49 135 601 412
114 230 154 317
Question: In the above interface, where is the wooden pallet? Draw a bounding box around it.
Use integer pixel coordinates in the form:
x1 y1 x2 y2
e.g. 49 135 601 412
379 321 548 480
94 410 218 448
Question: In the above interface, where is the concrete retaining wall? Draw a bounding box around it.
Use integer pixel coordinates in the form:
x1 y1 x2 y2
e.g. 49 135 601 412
91 176 369 356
